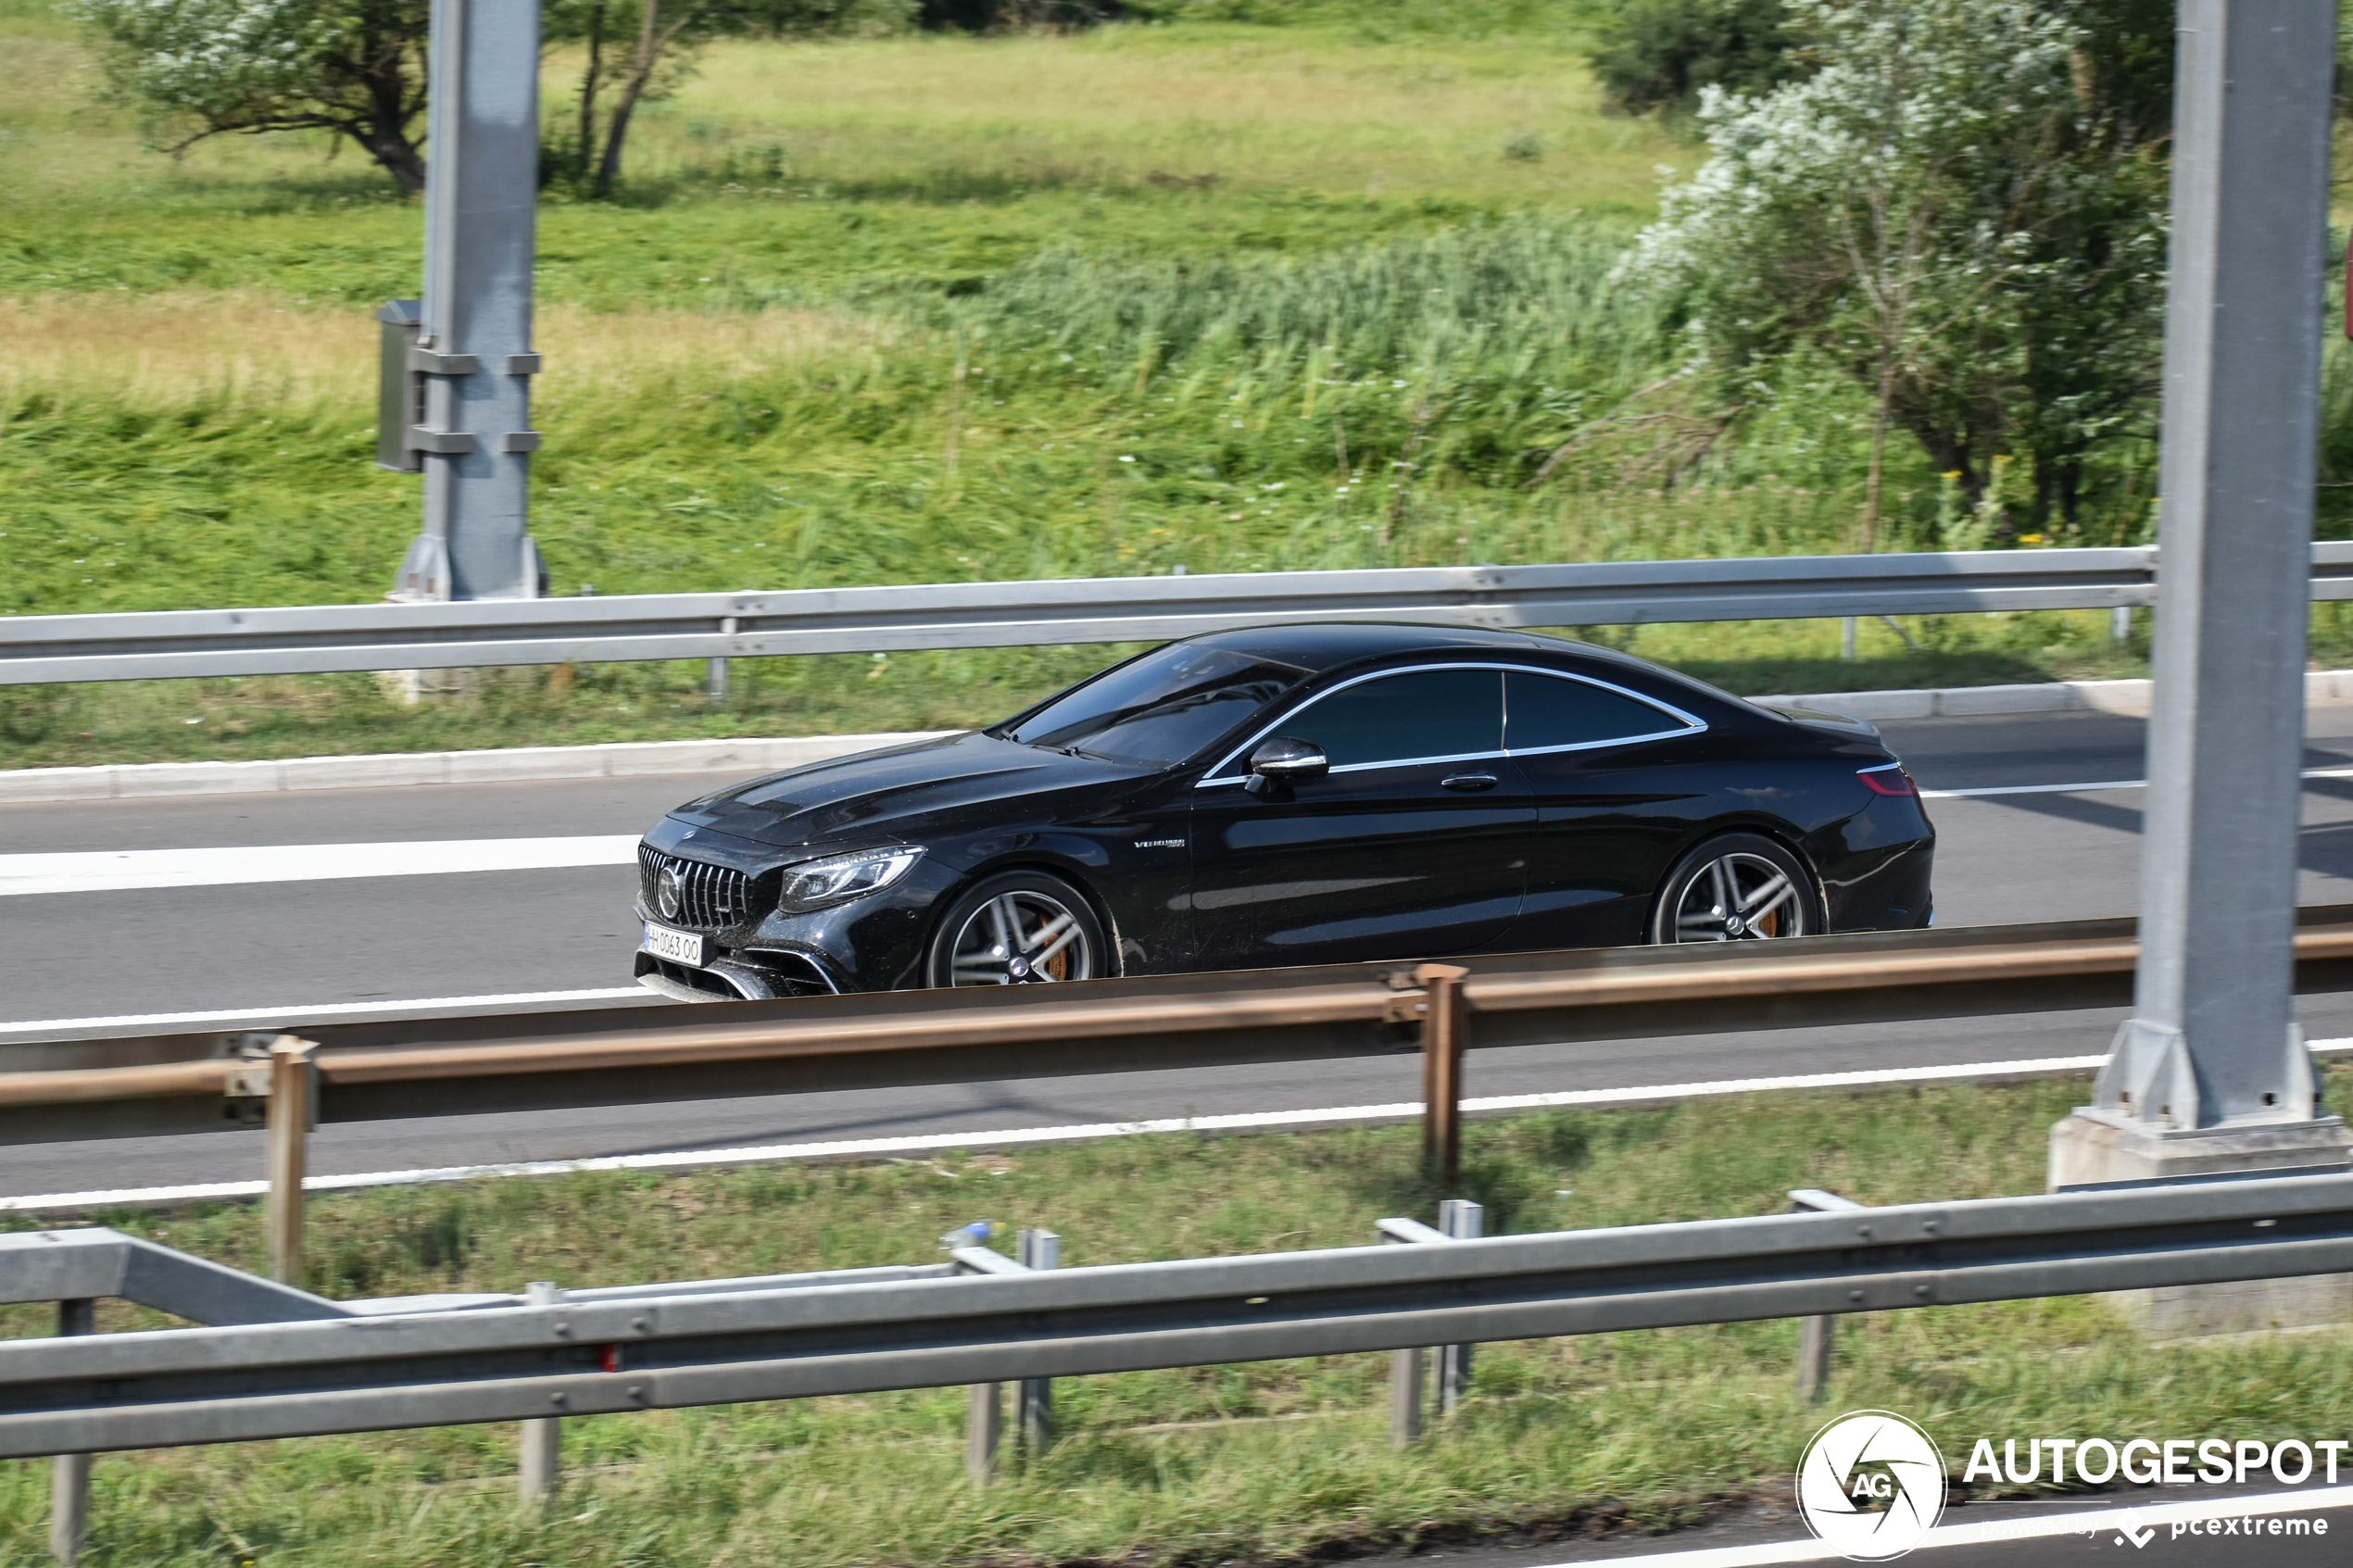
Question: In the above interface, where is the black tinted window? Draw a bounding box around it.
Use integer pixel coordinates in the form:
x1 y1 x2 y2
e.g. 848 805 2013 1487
1281 668 1503 769
1003 645 1307 767
1505 670 1685 751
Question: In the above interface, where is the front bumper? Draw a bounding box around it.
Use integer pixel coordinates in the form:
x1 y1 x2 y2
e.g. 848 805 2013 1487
633 902 860 1002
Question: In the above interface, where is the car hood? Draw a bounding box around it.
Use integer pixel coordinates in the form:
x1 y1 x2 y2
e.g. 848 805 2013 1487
664 730 1153 849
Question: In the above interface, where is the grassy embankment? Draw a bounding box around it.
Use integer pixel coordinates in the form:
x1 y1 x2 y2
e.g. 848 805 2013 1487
6 1072 2353 1565
1 5 2254 768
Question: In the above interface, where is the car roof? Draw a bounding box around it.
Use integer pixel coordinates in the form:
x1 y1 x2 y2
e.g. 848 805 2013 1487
1177 621 1549 671
1175 621 1765 722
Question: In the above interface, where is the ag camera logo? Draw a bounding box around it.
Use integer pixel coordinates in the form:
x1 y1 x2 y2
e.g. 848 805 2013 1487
1797 1410 1946 1561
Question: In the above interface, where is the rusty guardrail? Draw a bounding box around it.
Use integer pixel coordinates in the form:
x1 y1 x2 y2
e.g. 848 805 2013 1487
8 905 2353 1281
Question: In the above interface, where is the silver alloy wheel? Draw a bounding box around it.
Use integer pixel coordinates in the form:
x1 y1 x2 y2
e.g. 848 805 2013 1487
946 888 1095 985
1667 850 1806 942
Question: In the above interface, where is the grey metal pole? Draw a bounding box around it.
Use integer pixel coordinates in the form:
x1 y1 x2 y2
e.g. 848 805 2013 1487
2054 0 2352 1199
518 1281 563 1499
1435 1199 1481 1415
1014 1228 1059 1451
965 1380 1003 1483
1378 1220 1424 1445
48 1298 93 1565
391 0 544 604
1787 1189 1860 1399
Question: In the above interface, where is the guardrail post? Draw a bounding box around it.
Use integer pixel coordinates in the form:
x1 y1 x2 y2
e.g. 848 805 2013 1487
1788 1189 1862 1402
948 1223 1038 1483
1436 1199 1482 1415
1376 1216 1441 1446
264 1036 316 1285
518 1281 563 1499
965 1379 1003 1483
48 1298 94 1565
1388 1341 1424 1448
1390 964 1471 1189
1015 1228 1059 1452
708 617 736 702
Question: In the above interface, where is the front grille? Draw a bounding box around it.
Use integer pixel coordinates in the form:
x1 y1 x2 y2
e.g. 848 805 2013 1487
638 846 759 930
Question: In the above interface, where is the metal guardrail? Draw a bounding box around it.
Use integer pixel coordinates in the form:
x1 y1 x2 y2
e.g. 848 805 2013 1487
10 543 2353 684
6 1170 2353 1458
9 906 2353 1285
11 905 2353 1150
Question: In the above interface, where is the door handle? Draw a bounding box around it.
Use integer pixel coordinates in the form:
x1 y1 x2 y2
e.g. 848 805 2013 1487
1441 772 1499 792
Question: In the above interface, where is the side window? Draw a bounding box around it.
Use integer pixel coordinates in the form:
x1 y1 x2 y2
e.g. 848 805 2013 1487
1283 668 1503 770
1504 670 1690 753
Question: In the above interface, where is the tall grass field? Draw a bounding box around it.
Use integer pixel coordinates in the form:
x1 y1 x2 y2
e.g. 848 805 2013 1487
19 1 2353 761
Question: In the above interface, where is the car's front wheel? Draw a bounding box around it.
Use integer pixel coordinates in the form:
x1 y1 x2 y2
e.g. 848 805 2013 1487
925 871 1108 986
1648 834 1818 944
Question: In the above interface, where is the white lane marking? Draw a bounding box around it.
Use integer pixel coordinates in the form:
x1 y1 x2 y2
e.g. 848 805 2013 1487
0 835 640 897
0 987 650 1039
1567 1484 2353 1564
37 1044 2353 1214
1926 762 2353 799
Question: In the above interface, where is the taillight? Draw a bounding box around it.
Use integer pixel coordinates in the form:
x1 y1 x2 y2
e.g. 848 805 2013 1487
1858 763 1917 797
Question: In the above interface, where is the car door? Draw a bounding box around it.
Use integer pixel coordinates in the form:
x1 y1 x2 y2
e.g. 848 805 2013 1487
1502 666 1714 948
1185 665 1534 969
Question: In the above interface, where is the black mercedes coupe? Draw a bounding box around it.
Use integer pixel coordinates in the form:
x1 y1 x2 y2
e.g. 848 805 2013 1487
632 623 1934 1000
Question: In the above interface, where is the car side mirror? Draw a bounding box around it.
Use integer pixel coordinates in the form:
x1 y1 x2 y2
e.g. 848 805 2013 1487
1244 736 1328 796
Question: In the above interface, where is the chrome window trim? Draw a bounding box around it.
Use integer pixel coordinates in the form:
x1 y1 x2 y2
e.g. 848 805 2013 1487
1197 661 1708 788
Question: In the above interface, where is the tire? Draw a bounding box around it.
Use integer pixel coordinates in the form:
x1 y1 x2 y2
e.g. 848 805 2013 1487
1647 833 1819 945
924 871 1109 987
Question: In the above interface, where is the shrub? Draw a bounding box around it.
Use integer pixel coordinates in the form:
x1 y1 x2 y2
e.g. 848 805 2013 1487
1587 0 1804 119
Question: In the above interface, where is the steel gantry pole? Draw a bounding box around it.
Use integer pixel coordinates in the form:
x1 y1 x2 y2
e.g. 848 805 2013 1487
384 0 545 606
2051 1 2353 1319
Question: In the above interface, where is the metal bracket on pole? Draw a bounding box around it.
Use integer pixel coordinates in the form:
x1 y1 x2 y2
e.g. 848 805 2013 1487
1787 1188 1864 1402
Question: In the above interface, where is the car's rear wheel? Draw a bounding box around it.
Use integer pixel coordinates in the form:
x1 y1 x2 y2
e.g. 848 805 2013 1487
1649 834 1817 944
925 872 1107 986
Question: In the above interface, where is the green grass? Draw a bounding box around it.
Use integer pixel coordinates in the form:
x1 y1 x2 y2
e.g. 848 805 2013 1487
6 6 2349 771
7 1071 2353 1566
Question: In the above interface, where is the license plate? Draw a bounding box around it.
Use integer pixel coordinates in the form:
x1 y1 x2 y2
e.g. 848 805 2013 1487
641 922 711 967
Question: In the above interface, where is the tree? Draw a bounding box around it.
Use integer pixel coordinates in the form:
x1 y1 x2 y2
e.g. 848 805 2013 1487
545 0 911 195
1622 0 2169 539
1587 0 1805 122
68 0 431 190
72 0 912 198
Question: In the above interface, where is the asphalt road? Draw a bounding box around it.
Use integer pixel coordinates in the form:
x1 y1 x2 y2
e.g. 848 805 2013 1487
1413 1479 2353 1564
7 705 2353 1196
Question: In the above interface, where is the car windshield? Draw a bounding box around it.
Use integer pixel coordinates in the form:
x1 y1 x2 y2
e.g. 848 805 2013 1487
999 645 1309 767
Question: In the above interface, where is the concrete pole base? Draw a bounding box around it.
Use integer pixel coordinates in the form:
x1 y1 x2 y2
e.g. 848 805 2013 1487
2049 1109 2353 1336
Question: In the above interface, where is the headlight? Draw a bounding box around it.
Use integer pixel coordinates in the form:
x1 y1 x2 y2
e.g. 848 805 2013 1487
775 847 926 914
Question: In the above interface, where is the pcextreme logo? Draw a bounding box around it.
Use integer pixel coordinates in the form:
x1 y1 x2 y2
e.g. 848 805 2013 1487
1796 1410 1947 1562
